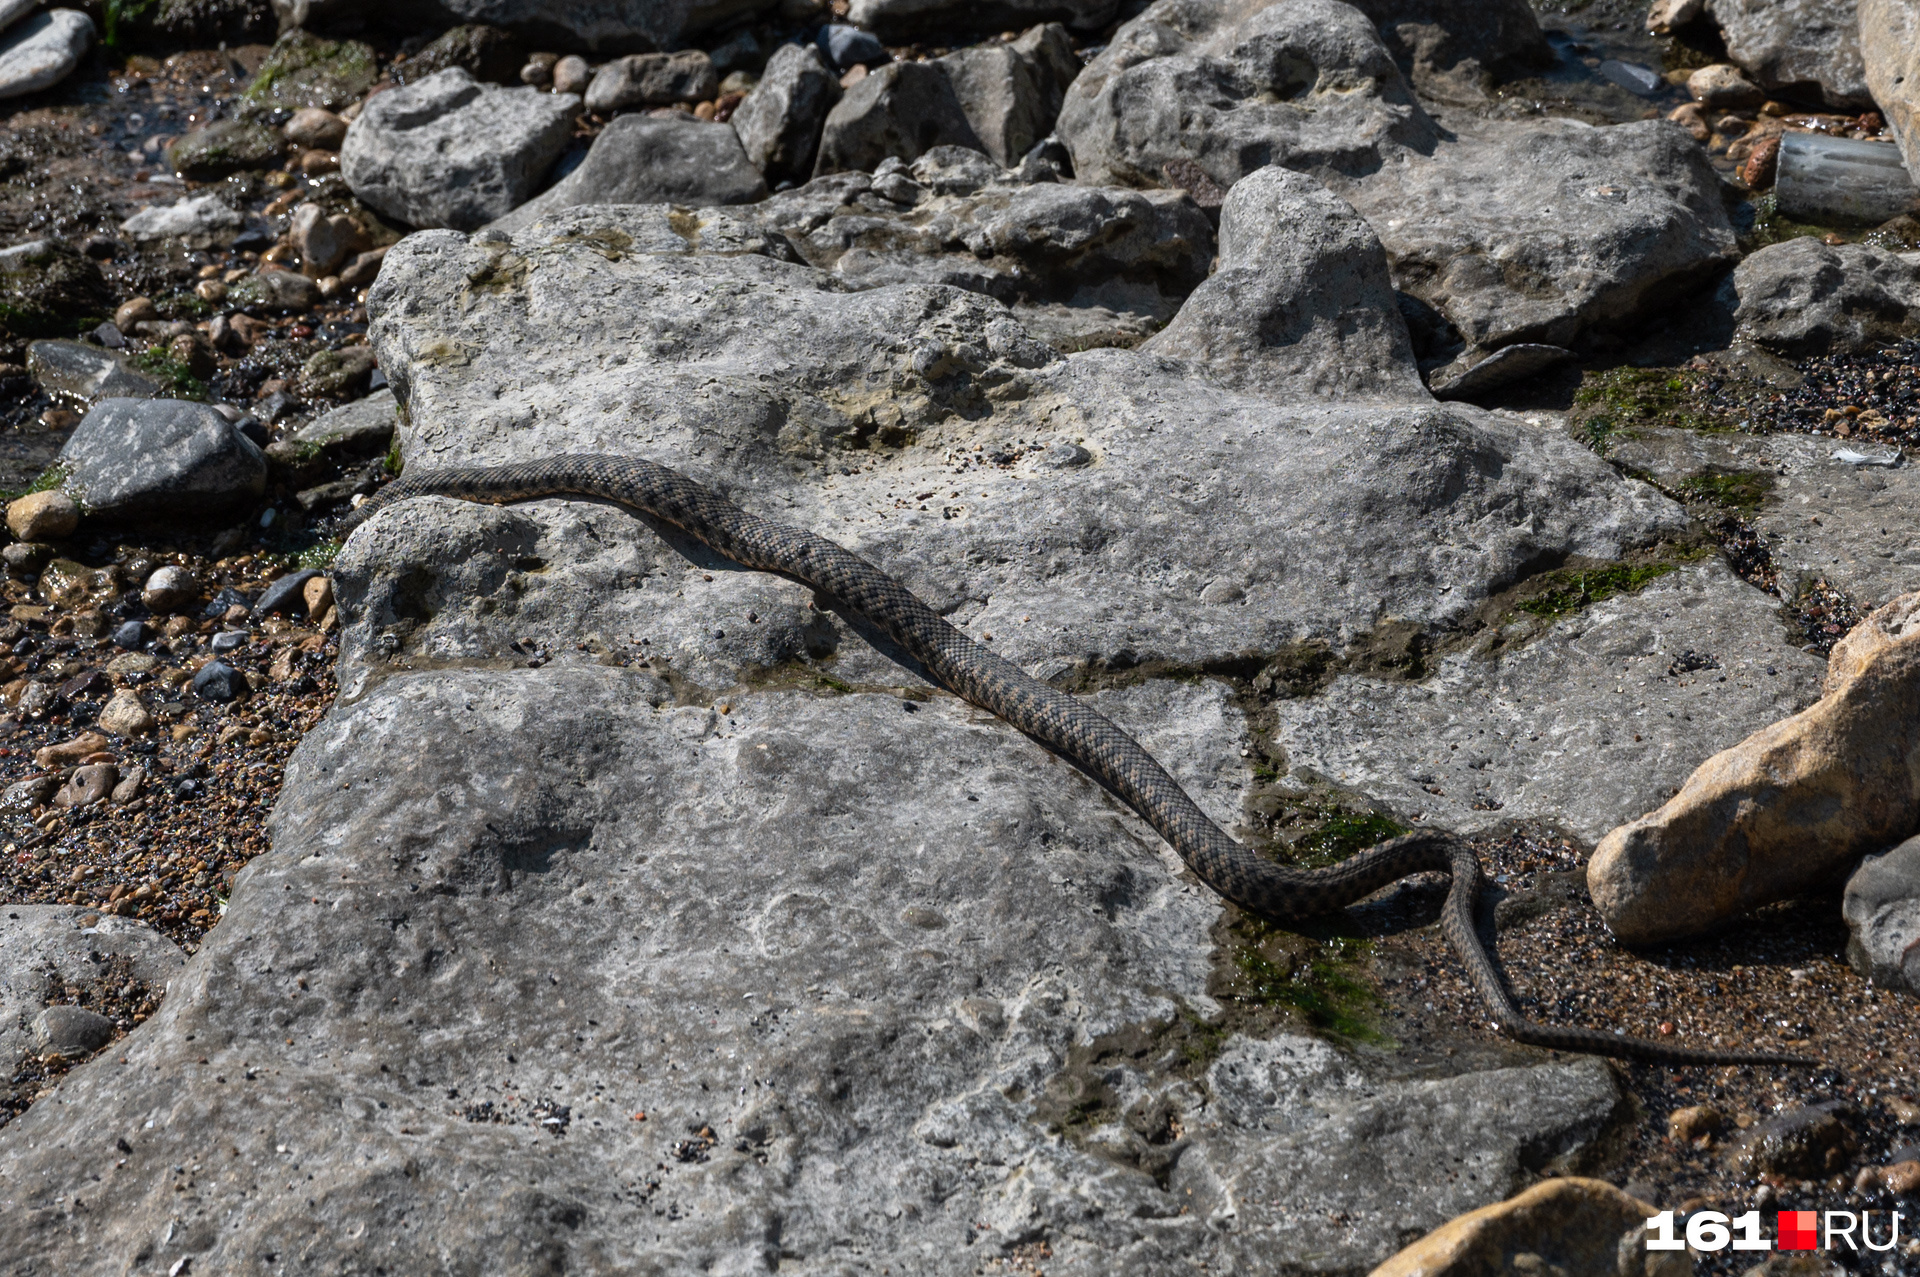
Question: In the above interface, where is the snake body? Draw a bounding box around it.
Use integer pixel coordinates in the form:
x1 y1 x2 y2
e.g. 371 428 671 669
351 454 1807 1067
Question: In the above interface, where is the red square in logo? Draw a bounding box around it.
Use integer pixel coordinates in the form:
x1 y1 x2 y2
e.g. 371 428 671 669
1778 1210 1819 1251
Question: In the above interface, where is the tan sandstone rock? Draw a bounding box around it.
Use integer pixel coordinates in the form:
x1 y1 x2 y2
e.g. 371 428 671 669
1589 591 1920 945
97 689 155 738
6 490 78 541
1862 0 1920 180
1369 1177 1683 1277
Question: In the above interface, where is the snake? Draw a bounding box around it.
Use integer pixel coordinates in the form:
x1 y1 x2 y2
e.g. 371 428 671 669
349 454 1810 1067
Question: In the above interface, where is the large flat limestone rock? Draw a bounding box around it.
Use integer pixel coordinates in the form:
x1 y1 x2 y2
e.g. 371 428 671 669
1270 561 1825 843
0 670 1623 1273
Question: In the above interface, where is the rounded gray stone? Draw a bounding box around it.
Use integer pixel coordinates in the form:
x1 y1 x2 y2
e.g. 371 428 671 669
58 397 267 521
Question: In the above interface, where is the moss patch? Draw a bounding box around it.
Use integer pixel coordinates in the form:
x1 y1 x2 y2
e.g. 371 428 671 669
244 30 379 112
1570 366 1733 449
1676 469 1772 515
1214 915 1386 1044
1515 561 1682 619
1740 191 1864 253
0 463 70 504
130 347 208 400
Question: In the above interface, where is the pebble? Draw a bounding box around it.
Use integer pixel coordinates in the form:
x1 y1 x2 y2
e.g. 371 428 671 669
209 630 249 654
1667 1104 1722 1143
98 689 155 737
141 565 198 613
30 1004 114 1059
34 730 108 768
112 297 157 331
0 9 93 101
112 619 147 650
302 575 333 621
551 54 590 96
1689 62 1766 110
6 490 79 541
191 660 245 703
54 762 118 808
1885 1160 1920 1195
285 106 348 150
1597 59 1661 96
1728 1104 1857 1178
201 586 250 619
818 23 886 73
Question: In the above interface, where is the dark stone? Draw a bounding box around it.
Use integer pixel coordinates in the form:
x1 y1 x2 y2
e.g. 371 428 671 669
297 347 378 400
30 1005 114 1059
1730 1105 1857 1178
730 43 841 185
190 660 246 703
813 61 983 176
399 24 529 87
113 620 147 650
0 240 113 341
57 399 267 522
252 569 320 619
490 115 768 233
92 322 125 349
210 630 249 654
201 587 252 620
242 29 380 113
258 390 302 422
818 24 888 73
166 119 288 181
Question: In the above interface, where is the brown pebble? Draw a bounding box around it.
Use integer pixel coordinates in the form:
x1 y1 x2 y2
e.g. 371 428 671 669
34 731 110 768
1886 1161 1920 1196
1668 1104 1722 1143
1743 135 1781 189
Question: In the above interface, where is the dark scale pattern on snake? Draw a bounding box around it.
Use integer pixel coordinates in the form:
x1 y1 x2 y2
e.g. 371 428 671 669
352 454 1810 1068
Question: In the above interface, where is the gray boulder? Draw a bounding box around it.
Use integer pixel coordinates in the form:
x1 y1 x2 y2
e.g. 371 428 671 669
240 28 379 112
1340 117 1738 362
0 906 186 1080
729 41 841 185
488 115 769 235
0 664 1624 1272
1346 0 1552 100
1845 834 1920 994
0 8 91 100
744 159 1205 343
1058 0 1736 363
359 210 1690 691
1726 238 1920 356
1144 166 1426 402
341 67 580 231
1707 0 1871 110
1864 0 1920 181
813 60 983 176
937 24 1080 168
58 398 268 521
118 193 249 245
25 340 161 404
165 117 286 181
268 0 776 54
849 0 1118 40
582 49 717 113
1057 0 1436 190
